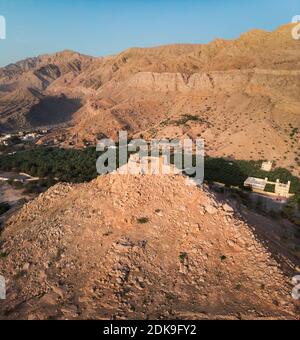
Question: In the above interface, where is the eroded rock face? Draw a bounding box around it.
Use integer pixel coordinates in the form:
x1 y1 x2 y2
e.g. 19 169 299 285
125 69 300 98
1 24 300 173
126 71 249 93
0 174 298 320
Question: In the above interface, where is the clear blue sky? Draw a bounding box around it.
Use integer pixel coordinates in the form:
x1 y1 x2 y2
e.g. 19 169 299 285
0 0 299 67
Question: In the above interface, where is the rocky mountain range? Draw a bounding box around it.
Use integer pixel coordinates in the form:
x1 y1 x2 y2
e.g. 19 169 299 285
0 23 300 320
0 24 300 174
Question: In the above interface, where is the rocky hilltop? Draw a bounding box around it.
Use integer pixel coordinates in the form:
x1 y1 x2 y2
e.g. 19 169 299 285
0 173 299 320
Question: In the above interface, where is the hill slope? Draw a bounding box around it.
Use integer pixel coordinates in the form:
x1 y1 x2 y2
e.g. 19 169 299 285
0 174 299 320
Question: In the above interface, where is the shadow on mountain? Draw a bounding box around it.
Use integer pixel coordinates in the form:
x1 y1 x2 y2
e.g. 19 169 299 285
0 83 18 93
26 95 82 128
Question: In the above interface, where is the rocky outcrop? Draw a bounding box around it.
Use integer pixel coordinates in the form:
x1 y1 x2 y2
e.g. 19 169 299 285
125 69 300 98
0 174 298 320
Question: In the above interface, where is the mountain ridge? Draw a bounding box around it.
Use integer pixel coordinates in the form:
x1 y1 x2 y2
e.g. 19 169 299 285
0 23 300 174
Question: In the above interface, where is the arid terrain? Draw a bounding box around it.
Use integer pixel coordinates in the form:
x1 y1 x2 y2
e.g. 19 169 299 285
0 24 300 174
0 173 299 320
0 23 300 320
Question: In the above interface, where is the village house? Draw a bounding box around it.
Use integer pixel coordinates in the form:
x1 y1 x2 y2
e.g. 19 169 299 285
244 177 292 198
244 177 268 191
261 161 273 172
275 179 291 197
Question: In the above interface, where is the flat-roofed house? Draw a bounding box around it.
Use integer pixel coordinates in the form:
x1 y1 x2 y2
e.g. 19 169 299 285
261 161 273 172
244 176 291 198
275 179 291 197
244 177 268 191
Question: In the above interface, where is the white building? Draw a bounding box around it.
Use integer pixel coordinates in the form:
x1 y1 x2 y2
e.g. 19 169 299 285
275 179 291 197
244 177 291 198
261 161 273 172
244 177 268 191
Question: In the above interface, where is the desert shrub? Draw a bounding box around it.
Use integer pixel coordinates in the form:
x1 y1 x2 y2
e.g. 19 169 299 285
179 252 188 264
173 114 209 126
137 217 150 224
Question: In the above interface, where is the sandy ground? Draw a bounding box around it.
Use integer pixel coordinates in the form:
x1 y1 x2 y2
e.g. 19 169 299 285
0 183 26 204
